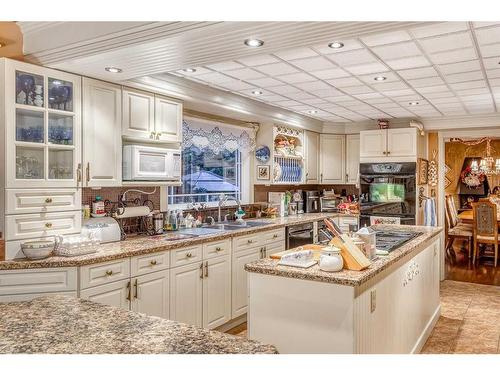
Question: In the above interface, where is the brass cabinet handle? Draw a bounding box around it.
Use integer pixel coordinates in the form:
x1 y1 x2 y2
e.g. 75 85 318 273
105 270 113 276
150 131 155 139
150 260 157 266
126 281 131 301
86 162 90 183
134 279 138 299
45 198 53 204
273 234 278 239
263 246 267 258
247 239 254 244
186 252 192 258
320 173 323 182
382 151 387 155
44 222 53 228
155 132 162 140
204 261 209 277
387 151 391 155
76 163 82 186
199 262 204 279
215 246 222 252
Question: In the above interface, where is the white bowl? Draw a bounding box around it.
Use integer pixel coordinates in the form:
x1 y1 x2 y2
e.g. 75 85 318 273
21 240 54 260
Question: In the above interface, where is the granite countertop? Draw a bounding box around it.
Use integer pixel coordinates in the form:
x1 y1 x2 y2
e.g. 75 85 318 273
0 295 277 354
244 225 443 287
0 212 354 270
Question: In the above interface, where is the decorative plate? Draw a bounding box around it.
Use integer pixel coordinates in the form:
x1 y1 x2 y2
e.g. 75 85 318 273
273 162 282 182
255 145 271 162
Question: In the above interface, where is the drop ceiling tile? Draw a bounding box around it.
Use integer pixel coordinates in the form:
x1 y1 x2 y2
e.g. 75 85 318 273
423 91 457 99
372 81 410 91
441 109 468 115
284 91 317 100
476 26 500 45
473 22 500 28
287 105 311 111
237 55 280 66
326 77 363 87
449 80 487 90
194 72 234 84
386 56 431 70
300 98 329 105
275 72 315 84
294 80 332 92
430 96 461 104
391 94 424 102
344 62 389 75
238 88 275 97
419 32 473 54
353 92 385 100
254 62 299 76
489 78 500 87
274 47 319 61
383 109 414 117
482 57 500 70
289 56 336 71
410 22 469 38
175 67 212 76
273 100 304 107
460 94 493 102
414 85 450 93
363 97 395 104
216 80 255 91
309 88 344 97
245 77 284 88
325 95 353 102
266 85 302 95
206 61 245 71
371 42 421 60
327 49 378 66
444 70 485 83
487 69 500 79
342 85 375 95
397 66 439 79
258 94 289 102
438 60 481 75
357 72 399 84
224 68 266 80
429 48 477 64
407 76 446 88
310 68 350 80
383 89 416 97
434 102 465 109
361 30 412 46
313 39 364 54
466 106 494 114
479 43 500 58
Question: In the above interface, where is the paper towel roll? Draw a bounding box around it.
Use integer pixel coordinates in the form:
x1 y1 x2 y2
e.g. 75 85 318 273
114 206 151 219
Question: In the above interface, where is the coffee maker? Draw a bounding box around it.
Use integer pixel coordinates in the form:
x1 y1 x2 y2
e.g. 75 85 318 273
293 190 304 214
303 190 320 213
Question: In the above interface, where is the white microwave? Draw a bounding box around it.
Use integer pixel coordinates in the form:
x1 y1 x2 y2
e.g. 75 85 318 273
123 145 181 181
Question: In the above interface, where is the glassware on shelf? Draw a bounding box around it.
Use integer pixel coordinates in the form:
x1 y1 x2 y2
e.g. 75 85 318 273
48 78 73 111
49 149 73 179
16 108 44 143
16 71 44 107
48 113 74 145
16 147 44 179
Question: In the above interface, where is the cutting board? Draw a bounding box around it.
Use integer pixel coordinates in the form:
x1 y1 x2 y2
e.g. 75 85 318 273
270 244 324 261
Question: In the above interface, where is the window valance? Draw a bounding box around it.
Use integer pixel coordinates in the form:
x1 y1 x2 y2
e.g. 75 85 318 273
182 117 256 155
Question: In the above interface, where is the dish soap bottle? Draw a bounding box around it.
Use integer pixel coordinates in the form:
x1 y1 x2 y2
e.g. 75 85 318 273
92 196 105 217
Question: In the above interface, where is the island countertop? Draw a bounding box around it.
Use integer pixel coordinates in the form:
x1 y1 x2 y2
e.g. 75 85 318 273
244 224 443 287
0 212 356 270
0 295 277 354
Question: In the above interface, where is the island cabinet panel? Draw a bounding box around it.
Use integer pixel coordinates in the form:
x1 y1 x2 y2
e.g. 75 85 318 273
0 267 77 296
232 248 261 318
131 269 169 319
202 255 231 329
80 279 131 310
169 262 203 327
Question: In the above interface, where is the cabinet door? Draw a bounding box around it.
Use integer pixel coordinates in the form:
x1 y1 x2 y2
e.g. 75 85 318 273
387 128 417 157
359 130 386 158
80 279 130 310
154 95 182 143
232 247 261 318
169 262 203 327
82 78 122 187
320 135 345 184
305 131 320 184
203 255 232 329
131 270 169 319
346 134 360 185
122 88 154 140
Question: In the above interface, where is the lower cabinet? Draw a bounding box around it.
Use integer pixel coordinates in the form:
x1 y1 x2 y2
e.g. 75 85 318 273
131 270 169 319
203 255 231 329
169 262 203 327
80 279 131 310
232 248 261 318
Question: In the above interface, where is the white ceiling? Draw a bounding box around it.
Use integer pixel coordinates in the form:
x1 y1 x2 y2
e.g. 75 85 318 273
167 22 500 122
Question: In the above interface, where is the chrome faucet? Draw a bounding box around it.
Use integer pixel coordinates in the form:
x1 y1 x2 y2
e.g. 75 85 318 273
206 216 215 225
218 193 241 222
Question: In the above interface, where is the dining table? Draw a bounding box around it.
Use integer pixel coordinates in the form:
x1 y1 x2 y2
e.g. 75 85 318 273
457 210 500 226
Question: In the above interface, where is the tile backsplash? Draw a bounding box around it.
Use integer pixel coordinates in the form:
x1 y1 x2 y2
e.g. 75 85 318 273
254 184 359 203
82 186 161 215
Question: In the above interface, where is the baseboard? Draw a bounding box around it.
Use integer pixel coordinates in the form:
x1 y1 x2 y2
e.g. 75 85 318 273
411 304 441 354
215 314 247 333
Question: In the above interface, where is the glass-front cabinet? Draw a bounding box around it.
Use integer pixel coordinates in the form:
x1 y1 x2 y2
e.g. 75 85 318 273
5 60 81 188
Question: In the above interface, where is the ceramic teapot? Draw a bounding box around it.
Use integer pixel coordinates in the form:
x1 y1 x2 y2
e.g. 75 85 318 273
319 245 343 272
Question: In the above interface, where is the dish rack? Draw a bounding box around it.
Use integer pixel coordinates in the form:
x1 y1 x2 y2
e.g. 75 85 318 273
53 233 100 257
273 125 304 184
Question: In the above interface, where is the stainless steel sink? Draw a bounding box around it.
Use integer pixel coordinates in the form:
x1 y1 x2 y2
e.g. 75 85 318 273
177 227 225 236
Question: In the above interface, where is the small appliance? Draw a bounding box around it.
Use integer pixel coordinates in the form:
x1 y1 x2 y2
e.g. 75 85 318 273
123 145 181 181
268 192 287 217
303 190 320 213
81 217 121 243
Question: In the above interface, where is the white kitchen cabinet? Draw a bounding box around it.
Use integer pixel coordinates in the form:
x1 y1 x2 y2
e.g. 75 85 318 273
5 188 81 215
80 279 131 310
386 128 417 157
169 262 203 327
82 78 122 187
131 269 169 319
122 88 155 140
359 129 386 159
305 130 320 184
202 255 232 329
320 134 345 184
360 128 418 161
232 248 261 318
0 267 77 296
154 95 182 143
346 134 360 185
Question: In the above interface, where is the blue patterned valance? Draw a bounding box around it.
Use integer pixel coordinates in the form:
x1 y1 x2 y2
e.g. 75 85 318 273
182 118 256 154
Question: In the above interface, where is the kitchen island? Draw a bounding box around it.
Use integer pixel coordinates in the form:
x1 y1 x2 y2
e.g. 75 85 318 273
0 295 277 354
245 225 443 354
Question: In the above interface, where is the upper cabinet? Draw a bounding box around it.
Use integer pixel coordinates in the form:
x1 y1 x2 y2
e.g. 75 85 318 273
305 131 319 184
360 128 418 161
320 135 345 184
346 134 360 185
122 88 182 144
3 59 81 188
82 78 122 187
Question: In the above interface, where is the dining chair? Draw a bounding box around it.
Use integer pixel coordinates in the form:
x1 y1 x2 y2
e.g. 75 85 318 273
472 199 498 267
444 198 473 261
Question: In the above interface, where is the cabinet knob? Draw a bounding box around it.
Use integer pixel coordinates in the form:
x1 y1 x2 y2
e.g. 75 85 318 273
247 239 254 244
273 234 278 238
155 132 162 140
215 247 222 252
186 252 192 258
45 198 53 204
44 222 53 229
105 270 113 276
150 260 158 266
150 131 156 139
387 151 391 155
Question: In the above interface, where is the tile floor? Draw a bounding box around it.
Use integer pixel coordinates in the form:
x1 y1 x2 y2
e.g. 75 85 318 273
228 280 500 354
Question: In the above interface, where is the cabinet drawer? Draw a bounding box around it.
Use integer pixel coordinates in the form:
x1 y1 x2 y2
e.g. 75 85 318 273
203 239 231 259
80 258 130 289
170 244 202 267
0 268 77 296
131 251 169 277
233 233 262 253
261 228 285 244
5 188 81 215
5 211 81 241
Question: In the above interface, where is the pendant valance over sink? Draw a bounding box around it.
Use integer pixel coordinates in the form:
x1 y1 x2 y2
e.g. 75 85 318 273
182 117 257 155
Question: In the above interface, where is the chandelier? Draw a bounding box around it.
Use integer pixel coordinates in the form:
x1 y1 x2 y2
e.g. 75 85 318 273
450 137 500 175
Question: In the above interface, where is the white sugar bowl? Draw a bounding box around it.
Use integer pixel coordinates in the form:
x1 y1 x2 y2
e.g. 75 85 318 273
319 245 343 272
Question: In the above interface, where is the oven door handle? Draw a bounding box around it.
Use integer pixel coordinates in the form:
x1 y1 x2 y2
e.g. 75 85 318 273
288 229 314 237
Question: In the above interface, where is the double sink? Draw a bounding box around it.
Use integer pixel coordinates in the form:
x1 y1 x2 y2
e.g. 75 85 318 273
160 220 272 240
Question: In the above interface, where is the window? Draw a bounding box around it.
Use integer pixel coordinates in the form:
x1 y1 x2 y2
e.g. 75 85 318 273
167 117 256 208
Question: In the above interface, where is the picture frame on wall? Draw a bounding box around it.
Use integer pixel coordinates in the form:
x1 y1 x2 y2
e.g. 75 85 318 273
257 165 270 180
417 158 429 185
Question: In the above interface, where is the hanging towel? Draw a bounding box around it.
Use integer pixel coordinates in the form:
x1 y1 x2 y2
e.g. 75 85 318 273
424 198 437 227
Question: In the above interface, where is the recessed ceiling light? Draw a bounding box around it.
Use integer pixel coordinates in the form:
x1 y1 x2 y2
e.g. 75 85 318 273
252 90 263 95
308 110 318 114
409 101 419 106
328 41 344 49
374 76 387 81
105 67 122 73
182 68 197 73
244 38 264 47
